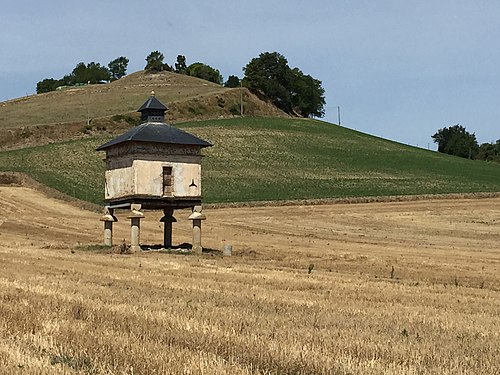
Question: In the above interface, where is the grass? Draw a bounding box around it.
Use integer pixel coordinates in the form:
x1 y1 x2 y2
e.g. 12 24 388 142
0 138 106 203
0 71 229 129
190 117 500 202
0 173 499 374
0 71 284 133
0 211 499 374
1 117 500 204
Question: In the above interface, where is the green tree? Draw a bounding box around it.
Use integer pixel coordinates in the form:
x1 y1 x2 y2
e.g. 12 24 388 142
70 62 88 84
186 62 223 84
36 78 60 94
60 74 72 86
243 52 292 112
175 55 187 74
86 62 110 83
290 68 325 118
476 140 500 162
432 124 479 159
224 75 241 88
108 56 129 80
69 62 110 84
243 51 325 117
145 51 165 72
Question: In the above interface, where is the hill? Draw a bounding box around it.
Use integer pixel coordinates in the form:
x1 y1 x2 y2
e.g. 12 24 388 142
0 70 287 150
1 117 500 204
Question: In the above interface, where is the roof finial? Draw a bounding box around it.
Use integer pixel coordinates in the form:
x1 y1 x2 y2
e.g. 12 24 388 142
151 90 155 97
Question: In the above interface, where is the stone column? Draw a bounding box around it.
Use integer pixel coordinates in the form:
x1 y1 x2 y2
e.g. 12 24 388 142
100 208 117 246
160 208 176 249
127 204 144 253
188 205 206 254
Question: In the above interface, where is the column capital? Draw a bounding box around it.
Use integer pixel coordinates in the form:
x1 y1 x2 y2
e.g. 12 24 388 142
100 213 117 222
127 210 144 219
188 211 206 220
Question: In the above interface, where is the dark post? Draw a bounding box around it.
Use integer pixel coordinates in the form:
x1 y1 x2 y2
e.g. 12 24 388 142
160 208 176 248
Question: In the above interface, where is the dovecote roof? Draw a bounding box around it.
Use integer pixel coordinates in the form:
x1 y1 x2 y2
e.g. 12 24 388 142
96 122 212 151
96 94 212 151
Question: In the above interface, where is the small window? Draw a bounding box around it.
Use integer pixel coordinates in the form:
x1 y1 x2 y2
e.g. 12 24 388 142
163 166 173 196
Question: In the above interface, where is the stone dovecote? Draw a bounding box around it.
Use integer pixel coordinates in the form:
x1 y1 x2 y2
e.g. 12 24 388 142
96 92 212 252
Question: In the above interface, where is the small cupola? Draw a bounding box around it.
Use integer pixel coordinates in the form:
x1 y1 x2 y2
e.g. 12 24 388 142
137 91 168 123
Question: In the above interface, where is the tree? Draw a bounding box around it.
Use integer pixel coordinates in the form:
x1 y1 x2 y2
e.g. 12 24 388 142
70 62 88 84
186 62 223 84
476 140 500 162
108 56 129 81
290 68 325 118
68 62 110 84
36 78 60 94
477 143 498 161
86 62 110 83
224 75 241 88
145 51 165 72
175 55 187 74
243 51 325 117
35 60 110 93
432 124 479 159
243 52 292 112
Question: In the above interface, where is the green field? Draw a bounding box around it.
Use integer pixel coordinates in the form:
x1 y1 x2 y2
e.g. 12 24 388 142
1 117 500 204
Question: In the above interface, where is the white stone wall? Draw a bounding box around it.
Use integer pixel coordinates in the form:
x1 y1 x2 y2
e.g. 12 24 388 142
104 158 202 200
105 167 134 199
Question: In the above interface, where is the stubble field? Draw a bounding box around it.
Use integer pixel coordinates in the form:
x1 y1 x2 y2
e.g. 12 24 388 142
0 186 499 374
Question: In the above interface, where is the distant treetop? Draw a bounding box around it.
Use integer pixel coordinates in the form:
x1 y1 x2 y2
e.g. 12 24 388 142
36 56 130 94
243 51 325 118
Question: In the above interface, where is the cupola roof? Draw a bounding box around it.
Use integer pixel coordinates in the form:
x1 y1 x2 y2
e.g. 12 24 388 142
137 91 167 113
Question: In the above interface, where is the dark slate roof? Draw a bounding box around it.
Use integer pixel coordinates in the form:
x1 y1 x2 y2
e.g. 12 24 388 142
96 123 212 151
137 95 167 112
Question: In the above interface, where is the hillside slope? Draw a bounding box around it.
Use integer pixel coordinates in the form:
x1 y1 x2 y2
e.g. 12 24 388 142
0 71 288 150
1 117 500 204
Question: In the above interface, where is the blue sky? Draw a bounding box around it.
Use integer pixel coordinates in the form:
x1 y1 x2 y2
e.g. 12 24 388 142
1 0 499 149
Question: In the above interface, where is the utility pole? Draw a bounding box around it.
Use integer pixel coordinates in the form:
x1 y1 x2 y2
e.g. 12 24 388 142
337 106 341 125
87 81 91 126
240 81 244 117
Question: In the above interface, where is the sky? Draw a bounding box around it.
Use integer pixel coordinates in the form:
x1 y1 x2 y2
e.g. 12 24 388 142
1 0 500 149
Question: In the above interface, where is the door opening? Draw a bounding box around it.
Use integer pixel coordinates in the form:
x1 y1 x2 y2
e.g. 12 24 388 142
163 166 173 196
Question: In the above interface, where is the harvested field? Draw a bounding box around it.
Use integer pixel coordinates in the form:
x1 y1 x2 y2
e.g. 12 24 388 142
0 186 499 374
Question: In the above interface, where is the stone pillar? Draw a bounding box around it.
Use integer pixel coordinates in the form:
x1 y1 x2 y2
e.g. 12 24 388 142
160 208 177 249
127 204 144 253
100 208 117 246
188 205 206 254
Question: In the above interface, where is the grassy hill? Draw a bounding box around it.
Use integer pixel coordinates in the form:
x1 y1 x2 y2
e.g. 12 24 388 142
0 71 286 129
1 117 500 204
0 70 287 150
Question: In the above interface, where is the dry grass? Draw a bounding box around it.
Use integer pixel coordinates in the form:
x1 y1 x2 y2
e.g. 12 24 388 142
0 188 499 374
0 71 286 133
0 248 498 374
0 71 226 129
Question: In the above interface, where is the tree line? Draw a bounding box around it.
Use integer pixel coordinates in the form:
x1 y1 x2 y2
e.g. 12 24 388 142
36 50 326 119
432 124 500 163
36 57 129 94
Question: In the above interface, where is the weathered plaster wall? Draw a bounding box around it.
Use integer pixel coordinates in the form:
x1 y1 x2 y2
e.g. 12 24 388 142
134 159 201 197
105 167 134 199
104 158 202 200
103 142 205 200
